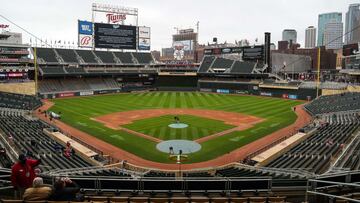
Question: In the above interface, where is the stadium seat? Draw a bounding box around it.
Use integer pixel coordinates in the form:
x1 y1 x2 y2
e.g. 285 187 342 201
229 197 248 203
149 198 170 203
267 196 286 203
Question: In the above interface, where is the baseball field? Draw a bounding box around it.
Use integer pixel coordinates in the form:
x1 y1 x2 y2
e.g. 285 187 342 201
48 92 303 163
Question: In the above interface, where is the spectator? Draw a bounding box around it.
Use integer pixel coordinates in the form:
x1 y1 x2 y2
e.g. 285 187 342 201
23 177 52 201
50 177 80 201
64 142 73 158
11 154 41 198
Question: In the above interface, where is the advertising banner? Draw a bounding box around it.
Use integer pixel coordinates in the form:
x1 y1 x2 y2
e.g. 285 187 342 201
79 34 93 48
8 73 23 77
216 89 230 94
78 20 93 48
138 38 150 50
260 92 272 97
138 26 151 50
80 91 94 96
78 20 93 35
57 92 75 98
139 27 150 38
289 94 298 99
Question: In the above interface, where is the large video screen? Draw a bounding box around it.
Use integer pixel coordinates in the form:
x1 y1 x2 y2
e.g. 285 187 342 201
94 23 136 49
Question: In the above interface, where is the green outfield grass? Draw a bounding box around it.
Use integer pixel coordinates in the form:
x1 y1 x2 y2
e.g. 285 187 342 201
49 92 303 163
122 115 235 140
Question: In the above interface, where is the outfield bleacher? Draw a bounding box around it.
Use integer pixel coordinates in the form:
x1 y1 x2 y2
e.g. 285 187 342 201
230 61 255 73
132 52 153 64
113 52 134 64
36 48 58 63
40 66 66 75
38 78 122 93
75 50 98 64
198 56 215 73
56 49 79 63
94 51 117 64
211 57 234 70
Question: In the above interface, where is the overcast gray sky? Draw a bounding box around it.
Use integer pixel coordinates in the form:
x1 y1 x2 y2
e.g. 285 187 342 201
1 0 359 50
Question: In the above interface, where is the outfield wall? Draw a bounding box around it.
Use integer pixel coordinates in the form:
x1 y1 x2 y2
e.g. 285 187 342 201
198 81 319 100
39 89 122 99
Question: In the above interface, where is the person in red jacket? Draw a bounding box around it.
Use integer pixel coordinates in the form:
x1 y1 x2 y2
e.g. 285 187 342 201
11 154 41 198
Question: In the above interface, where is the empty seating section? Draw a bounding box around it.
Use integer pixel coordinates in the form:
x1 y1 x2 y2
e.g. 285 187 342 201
198 56 215 72
34 48 159 66
85 78 121 90
56 49 79 63
36 48 58 63
38 79 63 93
335 136 360 171
103 78 122 89
40 66 66 74
230 61 255 73
211 57 234 70
76 50 98 63
113 52 134 64
300 81 348 90
0 111 93 171
59 79 90 91
94 51 116 63
133 52 153 64
38 78 121 93
305 93 360 115
266 114 360 174
0 92 41 110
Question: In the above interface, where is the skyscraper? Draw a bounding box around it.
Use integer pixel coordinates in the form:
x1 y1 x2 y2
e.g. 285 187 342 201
305 26 316 48
345 4 360 44
318 12 342 46
324 21 344 49
282 29 297 44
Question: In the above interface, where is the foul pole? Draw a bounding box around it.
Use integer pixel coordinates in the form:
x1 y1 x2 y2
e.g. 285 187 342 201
34 47 38 96
316 47 321 98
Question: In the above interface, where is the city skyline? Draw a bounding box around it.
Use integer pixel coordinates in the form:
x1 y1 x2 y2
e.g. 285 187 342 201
0 0 359 51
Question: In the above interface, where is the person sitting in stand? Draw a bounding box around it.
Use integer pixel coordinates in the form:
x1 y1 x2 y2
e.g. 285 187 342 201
49 177 80 201
64 142 73 158
23 177 52 201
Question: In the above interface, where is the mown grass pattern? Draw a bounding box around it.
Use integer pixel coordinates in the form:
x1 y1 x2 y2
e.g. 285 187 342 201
49 92 303 163
122 115 236 140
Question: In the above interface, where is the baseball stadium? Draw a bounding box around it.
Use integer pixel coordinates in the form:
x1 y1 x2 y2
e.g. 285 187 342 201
0 1 360 203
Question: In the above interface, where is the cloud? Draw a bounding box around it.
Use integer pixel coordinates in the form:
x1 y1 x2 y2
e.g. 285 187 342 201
0 0 357 50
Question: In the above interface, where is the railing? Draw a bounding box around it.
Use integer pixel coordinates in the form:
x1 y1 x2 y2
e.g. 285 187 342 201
306 179 360 203
43 165 144 177
63 176 272 193
236 163 315 178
